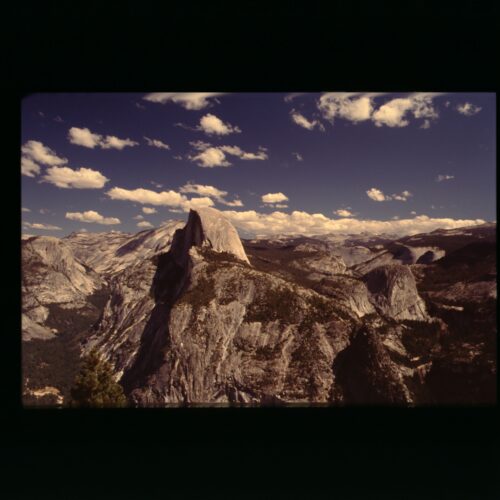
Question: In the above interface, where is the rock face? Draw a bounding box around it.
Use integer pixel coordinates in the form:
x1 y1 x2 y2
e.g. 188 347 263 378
184 207 250 265
313 276 376 318
21 236 104 340
363 265 429 321
64 221 185 276
125 248 356 405
22 210 496 407
290 253 347 279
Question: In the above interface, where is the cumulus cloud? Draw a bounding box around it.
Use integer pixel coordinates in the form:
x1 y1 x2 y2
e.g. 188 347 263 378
142 92 225 110
142 207 157 214
290 110 324 131
366 188 412 202
133 215 144 220
106 186 215 213
180 182 227 202
150 181 163 188
292 152 303 161
107 187 186 207
144 137 170 150
334 209 354 217
22 140 67 166
317 92 376 123
262 192 289 204
456 102 482 116
23 222 62 231
366 188 386 202
68 127 138 150
436 174 455 182
198 114 241 136
371 93 441 128
43 166 109 189
65 210 121 225
420 120 431 129
22 207 31 212
188 141 268 167
21 157 41 177
190 147 231 167
221 210 485 238
137 221 153 229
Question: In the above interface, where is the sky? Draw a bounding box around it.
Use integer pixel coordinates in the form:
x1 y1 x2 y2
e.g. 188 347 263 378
21 92 496 238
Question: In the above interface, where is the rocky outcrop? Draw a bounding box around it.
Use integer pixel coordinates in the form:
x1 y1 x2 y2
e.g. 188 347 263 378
313 276 376 318
332 327 413 405
127 249 356 405
363 265 429 321
64 221 185 276
22 236 105 340
290 253 347 279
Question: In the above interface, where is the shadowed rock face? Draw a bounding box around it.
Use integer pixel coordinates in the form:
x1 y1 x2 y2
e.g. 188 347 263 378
363 265 429 321
332 328 411 405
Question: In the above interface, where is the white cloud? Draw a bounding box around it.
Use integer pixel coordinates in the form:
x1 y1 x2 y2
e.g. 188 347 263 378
436 174 455 182
142 92 225 110
262 192 289 204
456 102 482 116
150 181 163 188
219 145 268 161
372 93 441 128
21 140 67 166
188 141 268 167
221 209 485 238
144 137 170 150
190 147 231 167
182 197 214 211
22 207 31 212
137 221 153 228
101 136 139 150
292 152 303 161
198 113 241 136
133 215 144 220
410 211 417 215
107 187 186 207
21 157 41 177
43 166 109 189
180 182 227 202
142 207 157 214
420 120 431 129
23 222 62 231
391 190 413 201
366 188 412 202
366 188 386 202
290 110 324 131
65 210 121 225
334 209 354 217
106 186 213 213
68 127 102 148
317 93 374 123
68 127 138 150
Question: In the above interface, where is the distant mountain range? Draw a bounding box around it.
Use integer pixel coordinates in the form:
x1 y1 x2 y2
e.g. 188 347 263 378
21 210 497 406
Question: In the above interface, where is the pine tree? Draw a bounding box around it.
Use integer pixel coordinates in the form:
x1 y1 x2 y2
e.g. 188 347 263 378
70 349 128 408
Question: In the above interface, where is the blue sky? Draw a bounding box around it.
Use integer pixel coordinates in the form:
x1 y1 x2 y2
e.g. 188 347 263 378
21 92 495 238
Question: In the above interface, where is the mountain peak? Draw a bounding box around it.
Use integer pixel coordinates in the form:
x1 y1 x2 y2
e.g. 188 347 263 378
185 207 250 264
